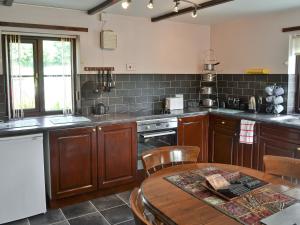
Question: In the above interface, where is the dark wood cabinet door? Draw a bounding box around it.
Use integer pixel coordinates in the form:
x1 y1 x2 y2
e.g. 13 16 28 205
98 122 137 189
211 127 238 164
209 115 239 164
237 124 259 169
238 144 256 169
50 127 97 199
258 138 296 170
178 115 209 162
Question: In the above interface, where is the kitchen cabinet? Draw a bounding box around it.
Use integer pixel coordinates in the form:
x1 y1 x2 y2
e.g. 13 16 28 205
49 127 97 199
237 124 259 169
178 115 209 162
209 115 239 164
97 122 137 189
258 124 299 170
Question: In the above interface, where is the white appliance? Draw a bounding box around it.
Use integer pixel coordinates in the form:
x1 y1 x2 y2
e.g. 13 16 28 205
0 134 46 224
165 95 184 110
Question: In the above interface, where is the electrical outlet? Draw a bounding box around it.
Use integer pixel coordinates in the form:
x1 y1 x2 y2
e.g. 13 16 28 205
126 63 136 71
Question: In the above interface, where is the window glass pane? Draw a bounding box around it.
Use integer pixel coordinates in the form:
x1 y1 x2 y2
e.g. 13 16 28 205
11 77 36 109
10 42 36 110
10 43 34 76
44 76 72 111
43 40 71 75
43 40 73 111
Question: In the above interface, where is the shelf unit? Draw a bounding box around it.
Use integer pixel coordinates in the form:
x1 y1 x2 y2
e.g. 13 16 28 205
199 70 219 108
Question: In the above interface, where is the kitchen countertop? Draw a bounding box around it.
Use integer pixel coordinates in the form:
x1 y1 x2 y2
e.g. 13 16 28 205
0 108 300 137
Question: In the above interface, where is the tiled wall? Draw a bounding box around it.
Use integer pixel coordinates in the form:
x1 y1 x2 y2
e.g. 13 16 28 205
217 74 290 113
80 74 201 114
0 75 6 118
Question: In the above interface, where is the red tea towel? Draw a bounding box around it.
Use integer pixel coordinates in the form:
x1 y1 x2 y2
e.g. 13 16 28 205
240 119 256 144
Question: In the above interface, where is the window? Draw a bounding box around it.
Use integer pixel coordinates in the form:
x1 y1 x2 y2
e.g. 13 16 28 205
289 36 300 112
3 35 76 117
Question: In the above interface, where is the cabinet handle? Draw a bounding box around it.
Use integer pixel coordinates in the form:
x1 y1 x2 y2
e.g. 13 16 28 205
98 127 102 131
179 119 182 122
92 129 96 132
297 147 300 151
221 121 226 125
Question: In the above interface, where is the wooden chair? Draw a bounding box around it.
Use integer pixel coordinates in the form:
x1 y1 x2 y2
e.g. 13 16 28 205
142 146 200 176
130 188 153 225
263 155 300 184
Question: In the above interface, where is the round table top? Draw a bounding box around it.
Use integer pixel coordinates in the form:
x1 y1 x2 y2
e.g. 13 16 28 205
141 163 298 225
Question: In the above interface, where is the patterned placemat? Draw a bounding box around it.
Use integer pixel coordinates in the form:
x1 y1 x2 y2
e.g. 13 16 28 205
164 167 297 225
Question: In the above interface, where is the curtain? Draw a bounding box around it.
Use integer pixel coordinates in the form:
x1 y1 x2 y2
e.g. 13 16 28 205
8 35 24 119
292 36 300 55
60 37 73 115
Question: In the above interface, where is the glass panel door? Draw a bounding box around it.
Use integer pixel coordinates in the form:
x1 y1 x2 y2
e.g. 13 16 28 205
9 40 39 113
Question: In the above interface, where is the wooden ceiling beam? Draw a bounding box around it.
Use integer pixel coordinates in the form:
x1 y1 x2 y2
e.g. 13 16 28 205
282 26 300 33
151 0 234 22
88 0 122 15
3 0 14 6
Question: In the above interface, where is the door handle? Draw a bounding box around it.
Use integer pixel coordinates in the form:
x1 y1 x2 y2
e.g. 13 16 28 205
297 147 300 151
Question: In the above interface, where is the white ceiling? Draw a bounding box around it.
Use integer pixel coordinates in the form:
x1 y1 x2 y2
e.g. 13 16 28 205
10 0 300 24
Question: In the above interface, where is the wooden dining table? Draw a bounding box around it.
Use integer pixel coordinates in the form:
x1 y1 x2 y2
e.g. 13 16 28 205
140 163 300 225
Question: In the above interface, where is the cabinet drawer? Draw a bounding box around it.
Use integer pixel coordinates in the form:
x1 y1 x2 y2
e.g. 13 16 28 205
260 124 300 145
212 116 239 131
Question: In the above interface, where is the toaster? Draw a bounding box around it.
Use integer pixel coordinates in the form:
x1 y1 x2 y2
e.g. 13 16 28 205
165 95 184 110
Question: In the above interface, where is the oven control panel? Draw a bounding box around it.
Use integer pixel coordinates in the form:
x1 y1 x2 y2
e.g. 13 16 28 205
137 117 178 132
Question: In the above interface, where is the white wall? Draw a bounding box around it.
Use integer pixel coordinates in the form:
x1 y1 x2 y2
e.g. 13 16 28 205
0 4 210 74
211 8 300 74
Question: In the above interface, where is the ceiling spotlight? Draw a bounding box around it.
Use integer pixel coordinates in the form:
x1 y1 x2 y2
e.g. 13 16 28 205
147 0 154 9
173 0 180 13
122 0 131 9
191 8 197 18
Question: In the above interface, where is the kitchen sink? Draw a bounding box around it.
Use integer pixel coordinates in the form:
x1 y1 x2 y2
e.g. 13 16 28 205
0 119 41 130
50 116 90 125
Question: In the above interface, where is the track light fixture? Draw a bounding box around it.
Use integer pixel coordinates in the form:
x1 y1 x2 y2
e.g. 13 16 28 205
173 0 180 13
191 8 197 18
122 0 198 18
121 0 131 9
147 0 154 9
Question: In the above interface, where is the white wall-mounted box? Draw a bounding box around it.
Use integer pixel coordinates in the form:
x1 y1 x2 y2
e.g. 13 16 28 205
100 30 117 50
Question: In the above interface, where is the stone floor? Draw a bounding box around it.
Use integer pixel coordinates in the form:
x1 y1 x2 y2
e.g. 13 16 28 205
4 191 135 225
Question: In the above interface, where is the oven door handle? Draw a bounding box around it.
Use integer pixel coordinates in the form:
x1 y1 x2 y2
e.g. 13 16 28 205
140 130 176 139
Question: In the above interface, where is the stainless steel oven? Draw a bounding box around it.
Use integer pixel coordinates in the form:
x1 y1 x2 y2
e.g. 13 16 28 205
137 117 178 169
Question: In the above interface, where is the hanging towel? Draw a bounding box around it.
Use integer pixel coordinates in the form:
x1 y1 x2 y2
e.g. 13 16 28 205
240 119 256 144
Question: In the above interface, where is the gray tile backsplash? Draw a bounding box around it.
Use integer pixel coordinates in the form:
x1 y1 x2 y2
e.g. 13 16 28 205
80 74 201 114
217 74 290 113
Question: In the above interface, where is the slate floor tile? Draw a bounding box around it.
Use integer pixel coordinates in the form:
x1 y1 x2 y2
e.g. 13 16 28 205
68 212 109 225
3 218 29 225
91 195 125 211
116 191 131 204
117 219 136 225
52 221 69 225
29 209 65 225
62 201 96 219
101 205 133 224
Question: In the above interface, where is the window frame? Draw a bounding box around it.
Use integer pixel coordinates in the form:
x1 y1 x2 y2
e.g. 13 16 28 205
2 35 77 117
296 55 300 112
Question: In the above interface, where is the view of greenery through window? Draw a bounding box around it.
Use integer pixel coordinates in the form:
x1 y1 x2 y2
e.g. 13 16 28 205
43 40 72 111
11 42 35 109
10 38 73 113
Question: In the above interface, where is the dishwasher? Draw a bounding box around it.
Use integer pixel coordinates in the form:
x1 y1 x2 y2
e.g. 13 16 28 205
0 134 47 223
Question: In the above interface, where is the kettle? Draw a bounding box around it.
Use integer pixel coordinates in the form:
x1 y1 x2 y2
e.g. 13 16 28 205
248 96 256 113
94 103 109 115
